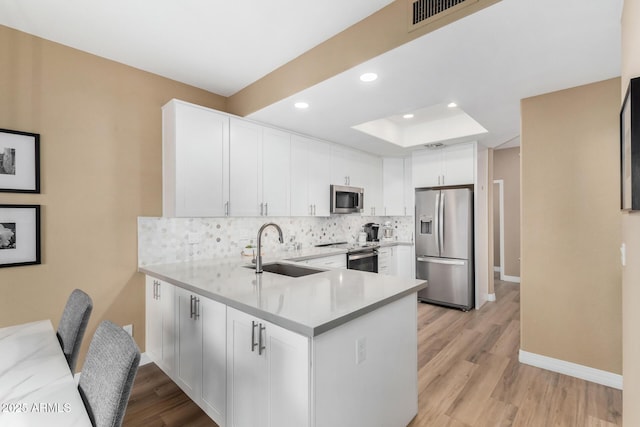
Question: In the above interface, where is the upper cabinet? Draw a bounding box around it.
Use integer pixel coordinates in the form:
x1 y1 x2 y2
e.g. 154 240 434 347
382 157 413 216
412 142 475 188
331 145 382 216
229 119 291 217
291 135 331 216
163 100 230 217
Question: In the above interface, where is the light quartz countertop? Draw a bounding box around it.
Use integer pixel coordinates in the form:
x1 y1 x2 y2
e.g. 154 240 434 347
140 242 425 337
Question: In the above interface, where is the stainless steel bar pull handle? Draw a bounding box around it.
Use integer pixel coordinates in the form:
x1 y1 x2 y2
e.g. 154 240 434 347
258 324 266 355
157 282 161 299
194 298 200 319
190 295 195 319
265 203 268 216
251 321 258 352
225 201 229 216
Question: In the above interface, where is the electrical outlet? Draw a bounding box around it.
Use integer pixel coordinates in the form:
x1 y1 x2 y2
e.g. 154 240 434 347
123 324 133 336
355 337 366 365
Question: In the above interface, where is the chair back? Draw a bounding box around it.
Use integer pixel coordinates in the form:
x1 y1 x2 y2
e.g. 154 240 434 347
78 320 140 427
57 288 93 372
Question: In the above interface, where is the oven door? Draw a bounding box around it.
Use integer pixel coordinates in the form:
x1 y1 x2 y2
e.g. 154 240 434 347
347 251 378 273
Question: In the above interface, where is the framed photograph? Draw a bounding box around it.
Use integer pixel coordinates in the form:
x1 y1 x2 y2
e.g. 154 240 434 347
621 77 640 211
0 128 40 193
0 205 41 268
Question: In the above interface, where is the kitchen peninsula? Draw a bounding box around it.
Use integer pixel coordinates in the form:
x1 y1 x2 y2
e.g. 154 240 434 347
141 250 426 427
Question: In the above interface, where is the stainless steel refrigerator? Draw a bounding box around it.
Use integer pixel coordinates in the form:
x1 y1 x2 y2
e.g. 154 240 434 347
415 186 474 311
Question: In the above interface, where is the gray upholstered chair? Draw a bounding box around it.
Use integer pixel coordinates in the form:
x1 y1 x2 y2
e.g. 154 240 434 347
57 288 93 373
78 320 141 427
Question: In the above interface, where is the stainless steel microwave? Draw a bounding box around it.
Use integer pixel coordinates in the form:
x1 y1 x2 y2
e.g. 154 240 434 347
330 185 364 214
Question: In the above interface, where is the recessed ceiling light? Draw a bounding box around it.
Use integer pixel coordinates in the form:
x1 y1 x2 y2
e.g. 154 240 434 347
447 102 458 108
359 72 378 82
294 102 309 109
403 114 414 119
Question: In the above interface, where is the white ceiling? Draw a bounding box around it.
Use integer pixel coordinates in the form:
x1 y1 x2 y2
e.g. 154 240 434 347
249 0 624 156
0 0 394 96
0 0 623 157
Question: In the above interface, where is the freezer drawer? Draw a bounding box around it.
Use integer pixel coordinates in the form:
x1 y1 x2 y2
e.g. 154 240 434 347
416 256 473 310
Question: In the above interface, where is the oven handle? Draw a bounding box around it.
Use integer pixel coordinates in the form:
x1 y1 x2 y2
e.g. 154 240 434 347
348 251 378 261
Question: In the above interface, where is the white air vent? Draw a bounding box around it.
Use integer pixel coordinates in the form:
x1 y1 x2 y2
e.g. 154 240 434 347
408 0 478 31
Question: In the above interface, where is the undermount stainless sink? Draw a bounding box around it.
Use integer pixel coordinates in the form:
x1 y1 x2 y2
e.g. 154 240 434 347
245 262 323 277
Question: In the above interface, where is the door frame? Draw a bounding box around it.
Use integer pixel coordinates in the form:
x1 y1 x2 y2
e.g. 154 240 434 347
493 179 505 281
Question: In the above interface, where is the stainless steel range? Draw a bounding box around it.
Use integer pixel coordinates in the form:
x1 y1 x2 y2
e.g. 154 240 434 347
316 242 379 273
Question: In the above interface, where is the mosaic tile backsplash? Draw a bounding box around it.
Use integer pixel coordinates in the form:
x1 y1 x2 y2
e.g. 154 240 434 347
138 215 414 266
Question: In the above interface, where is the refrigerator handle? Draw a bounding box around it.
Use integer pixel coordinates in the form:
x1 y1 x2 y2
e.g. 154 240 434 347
439 191 445 254
417 256 465 266
434 191 440 255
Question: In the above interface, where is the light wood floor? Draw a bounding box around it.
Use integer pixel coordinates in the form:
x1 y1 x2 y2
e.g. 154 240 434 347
123 279 622 426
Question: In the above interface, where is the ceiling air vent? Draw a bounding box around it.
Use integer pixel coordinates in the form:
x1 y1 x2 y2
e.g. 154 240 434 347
409 0 479 31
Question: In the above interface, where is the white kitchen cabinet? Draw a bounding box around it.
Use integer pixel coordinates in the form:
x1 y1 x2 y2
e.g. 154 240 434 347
145 276 175 376
331 145 365 187
163 100 230 217
383 158 405 216
362 154 383 216
404 157 414 217
226 307 310 427
383 157 414 217
377 247 396 276
261 127 291 217
175 287 226 426
299 253 347 269
395 245 415 279
229 119 291 217
412 142 475 187
229 118 262 216
291 135 331 216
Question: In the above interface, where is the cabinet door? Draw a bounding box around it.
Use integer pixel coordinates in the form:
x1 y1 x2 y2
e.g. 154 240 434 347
395 245 415 279
412 149 442 188
290 136 310 216
330 145 355 186
230 118 262 216
442 142 475 185
265 322 310 427
145 277 162 365
307 139 331 216
403 157 414 217
383 158 405 216
363 154 383 216
200 297 227 425
262 128 291 217
145 277 175 375
227 308 267 427
377 247 393 275
175 287 203 401
166 101 229 217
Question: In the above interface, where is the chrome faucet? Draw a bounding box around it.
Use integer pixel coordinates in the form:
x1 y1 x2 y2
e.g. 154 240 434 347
255 222 284 273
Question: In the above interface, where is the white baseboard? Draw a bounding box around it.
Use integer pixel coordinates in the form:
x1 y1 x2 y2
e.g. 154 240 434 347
493 266 501 272
502 275 521 283
139 352 153 366
519 349 622 390
487 293 496 302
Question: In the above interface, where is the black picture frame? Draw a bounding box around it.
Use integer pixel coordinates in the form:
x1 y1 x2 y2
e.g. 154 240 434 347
0 204 41 268
0 128 40 193
621 77 640 211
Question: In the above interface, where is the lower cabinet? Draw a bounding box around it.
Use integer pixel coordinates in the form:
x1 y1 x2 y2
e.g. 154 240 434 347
298 253 347 269
395 245 415 279
174 287 226 426
226 307 310 427
145 276 175 376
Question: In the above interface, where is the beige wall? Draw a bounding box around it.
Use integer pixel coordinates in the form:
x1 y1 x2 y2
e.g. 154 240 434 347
493 147 520 278
0 25 226 371
521 78 621 374
622 0 640 424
